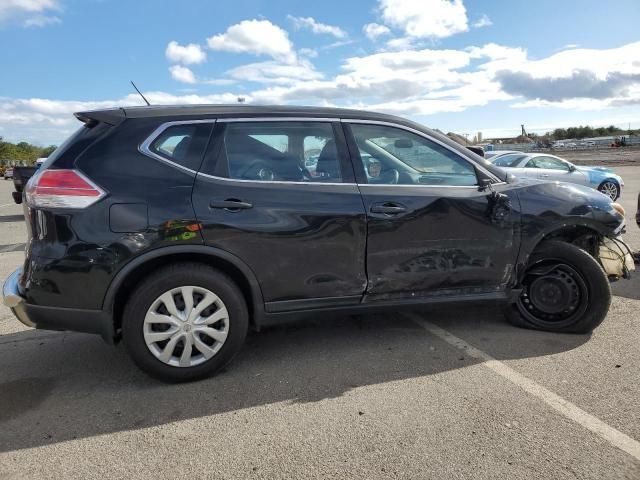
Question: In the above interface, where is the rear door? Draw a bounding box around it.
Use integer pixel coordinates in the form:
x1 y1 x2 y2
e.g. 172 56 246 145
192 118 367 312
344 121 518 301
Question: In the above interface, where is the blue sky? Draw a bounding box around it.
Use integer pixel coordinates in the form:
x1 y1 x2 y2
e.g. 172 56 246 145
0 0 639 145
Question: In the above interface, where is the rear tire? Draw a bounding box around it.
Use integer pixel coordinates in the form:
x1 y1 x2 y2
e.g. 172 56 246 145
122 262 248 382
504 241 611 333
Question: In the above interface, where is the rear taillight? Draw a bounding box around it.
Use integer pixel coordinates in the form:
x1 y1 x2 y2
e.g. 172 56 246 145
25 169 106 209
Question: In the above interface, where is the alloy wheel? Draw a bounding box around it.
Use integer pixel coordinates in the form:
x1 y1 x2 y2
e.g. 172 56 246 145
599 182 618 200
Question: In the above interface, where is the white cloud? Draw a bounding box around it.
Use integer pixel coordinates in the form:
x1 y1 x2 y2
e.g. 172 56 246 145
379 0 468 39
385 36 417 50
169 65 197 84
299 47 318 58
0 0 60 26
472 14 492 28
363 22 390 41
287 15 346 38
227 59 322 85
207 19 295 63
165 41 206 65
23 14 60 27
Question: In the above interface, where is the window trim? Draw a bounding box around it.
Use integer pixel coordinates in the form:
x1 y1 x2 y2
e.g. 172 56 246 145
140 116 503 188
139 119 217 175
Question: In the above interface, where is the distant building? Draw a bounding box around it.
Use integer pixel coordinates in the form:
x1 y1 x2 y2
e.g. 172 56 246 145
477 132 482 143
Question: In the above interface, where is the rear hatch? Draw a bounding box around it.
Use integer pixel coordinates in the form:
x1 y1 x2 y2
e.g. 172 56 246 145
22 110 125 261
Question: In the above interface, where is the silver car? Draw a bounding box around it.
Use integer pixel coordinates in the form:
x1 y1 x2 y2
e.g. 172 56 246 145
491 152 624 200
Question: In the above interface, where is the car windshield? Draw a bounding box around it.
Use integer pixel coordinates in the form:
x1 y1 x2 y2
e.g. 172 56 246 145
493 154 527 167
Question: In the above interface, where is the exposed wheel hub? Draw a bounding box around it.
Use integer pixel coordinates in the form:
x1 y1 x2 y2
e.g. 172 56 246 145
518 264 588 327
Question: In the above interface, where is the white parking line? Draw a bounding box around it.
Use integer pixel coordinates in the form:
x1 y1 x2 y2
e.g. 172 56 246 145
407 314 640 462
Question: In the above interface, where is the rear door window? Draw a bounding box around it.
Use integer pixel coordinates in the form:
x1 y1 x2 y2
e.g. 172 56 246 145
215 122 345 183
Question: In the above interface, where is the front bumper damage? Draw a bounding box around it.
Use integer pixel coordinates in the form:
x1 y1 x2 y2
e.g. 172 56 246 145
599 236 635 280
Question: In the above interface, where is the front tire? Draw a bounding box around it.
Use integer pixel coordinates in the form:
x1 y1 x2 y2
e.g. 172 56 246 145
122 263 248 382
598 181 619 200
504 241 611 333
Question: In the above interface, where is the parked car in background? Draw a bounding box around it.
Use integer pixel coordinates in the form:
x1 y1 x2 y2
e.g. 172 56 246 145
11 158 46 204
489 152 624 200
484 150 522 160
3 167 13 180
565 142 577 148
2 105 634 382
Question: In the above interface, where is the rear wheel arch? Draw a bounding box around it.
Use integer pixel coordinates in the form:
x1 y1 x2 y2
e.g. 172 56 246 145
104 246 265 338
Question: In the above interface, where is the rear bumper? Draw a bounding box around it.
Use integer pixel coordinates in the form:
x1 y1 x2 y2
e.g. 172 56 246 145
2 267 114 343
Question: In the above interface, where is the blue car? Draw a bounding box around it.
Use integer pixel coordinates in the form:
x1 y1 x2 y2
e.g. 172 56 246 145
490 152 624 200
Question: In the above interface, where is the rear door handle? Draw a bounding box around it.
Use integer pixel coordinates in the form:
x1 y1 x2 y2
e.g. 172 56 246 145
210 199 253 211
540 174 550 178
370 202 407 215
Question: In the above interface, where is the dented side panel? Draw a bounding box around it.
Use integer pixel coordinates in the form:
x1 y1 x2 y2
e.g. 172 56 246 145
360 183 520 301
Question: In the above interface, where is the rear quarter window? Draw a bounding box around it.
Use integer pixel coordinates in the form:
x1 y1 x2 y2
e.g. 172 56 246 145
147 123 213 172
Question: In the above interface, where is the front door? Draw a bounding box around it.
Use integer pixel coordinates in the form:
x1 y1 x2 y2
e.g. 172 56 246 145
344 121 519 301
192 119 367 311
523 155 587 185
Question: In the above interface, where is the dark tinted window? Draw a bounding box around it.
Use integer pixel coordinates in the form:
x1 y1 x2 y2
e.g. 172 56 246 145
149 123 212 171
218 122 343 183
493 154 527 167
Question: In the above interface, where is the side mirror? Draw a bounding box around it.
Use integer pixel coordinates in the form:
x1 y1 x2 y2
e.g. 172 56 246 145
479 178 494 192
568 164 576 172
394 138 413 149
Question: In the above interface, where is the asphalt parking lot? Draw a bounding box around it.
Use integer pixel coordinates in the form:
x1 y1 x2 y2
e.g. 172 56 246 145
1 171 639 479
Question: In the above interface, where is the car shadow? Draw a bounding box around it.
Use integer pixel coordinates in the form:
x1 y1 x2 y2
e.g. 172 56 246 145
611 275 640 300
0 214 24 223
0 303 590 452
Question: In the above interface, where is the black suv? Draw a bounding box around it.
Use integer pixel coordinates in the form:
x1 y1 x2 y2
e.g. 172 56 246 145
2 105 634 381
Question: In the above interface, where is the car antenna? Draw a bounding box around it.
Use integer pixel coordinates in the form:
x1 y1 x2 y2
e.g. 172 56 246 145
130 81 151 106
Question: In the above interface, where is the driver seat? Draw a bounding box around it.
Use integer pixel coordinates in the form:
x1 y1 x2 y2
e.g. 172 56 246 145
315 140 341 181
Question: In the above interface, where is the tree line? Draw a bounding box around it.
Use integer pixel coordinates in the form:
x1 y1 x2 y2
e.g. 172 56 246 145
547 125 637 140
0 137 57 166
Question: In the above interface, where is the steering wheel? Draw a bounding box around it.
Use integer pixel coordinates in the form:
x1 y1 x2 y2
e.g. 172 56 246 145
371 168 399 185
241 161 276 181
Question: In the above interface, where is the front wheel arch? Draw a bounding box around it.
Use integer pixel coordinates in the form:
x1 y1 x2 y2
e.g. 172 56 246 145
516 225 603 285
597 179 620 200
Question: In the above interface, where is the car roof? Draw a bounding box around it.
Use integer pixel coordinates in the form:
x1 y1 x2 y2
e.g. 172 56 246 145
75 104 416 124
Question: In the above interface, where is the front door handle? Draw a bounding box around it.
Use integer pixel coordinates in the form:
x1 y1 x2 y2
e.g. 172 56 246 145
540 174 550 178
210 199 253 211
370 202 407 215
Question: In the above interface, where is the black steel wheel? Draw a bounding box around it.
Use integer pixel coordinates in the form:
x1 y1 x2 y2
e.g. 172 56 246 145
504 240 611 333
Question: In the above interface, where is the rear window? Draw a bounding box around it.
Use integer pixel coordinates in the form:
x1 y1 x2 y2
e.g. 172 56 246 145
493 154 527 167
40 124 111 170
147 123 213 172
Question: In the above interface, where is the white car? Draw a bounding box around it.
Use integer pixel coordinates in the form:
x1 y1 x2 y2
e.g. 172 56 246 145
491 152 624 200
3 168 13 180
483 150 522 160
